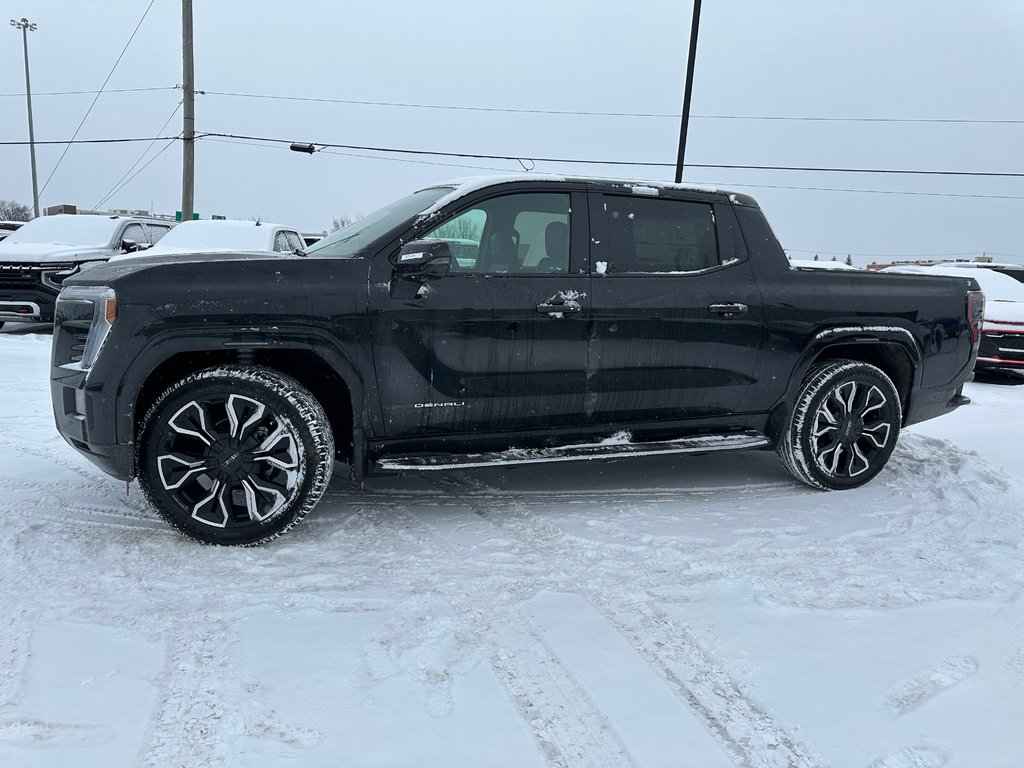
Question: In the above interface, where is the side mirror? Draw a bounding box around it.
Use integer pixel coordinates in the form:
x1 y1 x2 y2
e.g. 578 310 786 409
121 238 139 253
393 239 452 281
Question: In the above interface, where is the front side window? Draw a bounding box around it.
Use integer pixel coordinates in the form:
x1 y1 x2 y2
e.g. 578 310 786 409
273 231 293 252
425 192 570 275
121 223 147 247
598 196 719 274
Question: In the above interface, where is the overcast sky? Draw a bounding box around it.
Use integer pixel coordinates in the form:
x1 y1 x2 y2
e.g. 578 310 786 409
2 0 1023 265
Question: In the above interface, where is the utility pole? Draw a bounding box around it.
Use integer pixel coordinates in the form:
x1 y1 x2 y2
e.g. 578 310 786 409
10 17 40 218
674 0 702 183
180 0 195 221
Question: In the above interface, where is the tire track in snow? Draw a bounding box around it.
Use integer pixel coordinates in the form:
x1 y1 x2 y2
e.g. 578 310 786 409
427 474 827 768
882 656 979 715
0 613 29 712
137 622 237 768
490 623 640 768
386 502 640 768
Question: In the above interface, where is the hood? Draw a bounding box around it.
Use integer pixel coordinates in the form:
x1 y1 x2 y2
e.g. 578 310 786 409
984 299 1024 330
0 241 110 264
66 250 302 285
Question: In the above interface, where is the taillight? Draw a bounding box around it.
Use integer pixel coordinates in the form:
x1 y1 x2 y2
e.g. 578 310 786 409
967 290 985 349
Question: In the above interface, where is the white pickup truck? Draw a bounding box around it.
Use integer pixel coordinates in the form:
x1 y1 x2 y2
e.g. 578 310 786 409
0 213 173 327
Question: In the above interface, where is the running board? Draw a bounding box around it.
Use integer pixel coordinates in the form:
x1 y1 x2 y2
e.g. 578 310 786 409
376 430 771 472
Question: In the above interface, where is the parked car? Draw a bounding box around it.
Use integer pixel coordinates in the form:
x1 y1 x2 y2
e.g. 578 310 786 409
0 220 24 244
51 175 982 545
109 219 304 261
884 264 1024 371
937 261 1024 285
0 213 173 327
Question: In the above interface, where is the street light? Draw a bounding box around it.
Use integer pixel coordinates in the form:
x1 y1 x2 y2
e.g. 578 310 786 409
10 17 40 218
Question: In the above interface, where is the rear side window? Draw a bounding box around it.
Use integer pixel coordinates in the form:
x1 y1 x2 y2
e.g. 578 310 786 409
148 224 172 243
597 195 718 274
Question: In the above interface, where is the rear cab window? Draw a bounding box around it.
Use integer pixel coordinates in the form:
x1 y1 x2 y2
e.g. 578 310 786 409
592 193 720 275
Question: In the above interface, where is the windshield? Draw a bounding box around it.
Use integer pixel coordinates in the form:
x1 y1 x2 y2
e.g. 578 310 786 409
3 215 121 247
305 186 454 258
153 221 274 252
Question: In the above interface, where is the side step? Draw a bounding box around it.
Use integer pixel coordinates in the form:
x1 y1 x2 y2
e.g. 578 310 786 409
376 430 771 472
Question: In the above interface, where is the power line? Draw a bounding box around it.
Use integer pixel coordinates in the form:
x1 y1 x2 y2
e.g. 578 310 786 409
0 85 177 97
196 90 1024 125
5 129 1024 183
4 83 1023 125
99 138 178 205
36 0 158 199
206 135 1024 202
0 136 180 146
94 101 183 209
204 136 511 173
197 131 1024 178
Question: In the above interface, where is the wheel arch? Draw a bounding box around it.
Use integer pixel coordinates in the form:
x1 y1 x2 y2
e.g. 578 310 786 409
129 344 362 469
765 329 920 444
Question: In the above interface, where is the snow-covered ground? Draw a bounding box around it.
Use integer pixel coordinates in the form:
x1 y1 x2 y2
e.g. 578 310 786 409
1 322 1022 768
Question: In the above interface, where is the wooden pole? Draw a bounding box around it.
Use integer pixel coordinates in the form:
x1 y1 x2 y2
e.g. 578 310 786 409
181 0 195 220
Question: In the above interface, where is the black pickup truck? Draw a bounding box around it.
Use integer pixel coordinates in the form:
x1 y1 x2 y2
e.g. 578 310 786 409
50 176 984 545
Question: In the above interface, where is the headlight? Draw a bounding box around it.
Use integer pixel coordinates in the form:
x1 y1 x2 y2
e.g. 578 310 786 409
41 264 81 290
57 286 117 370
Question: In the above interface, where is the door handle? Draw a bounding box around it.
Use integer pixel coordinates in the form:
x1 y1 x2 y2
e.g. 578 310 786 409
708 302 748 317
537 302 581 314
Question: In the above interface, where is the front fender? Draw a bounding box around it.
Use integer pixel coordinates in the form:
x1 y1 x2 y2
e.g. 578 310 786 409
111 324 375 446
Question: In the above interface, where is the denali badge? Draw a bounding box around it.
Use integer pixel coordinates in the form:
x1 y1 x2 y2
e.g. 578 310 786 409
413 402 466 408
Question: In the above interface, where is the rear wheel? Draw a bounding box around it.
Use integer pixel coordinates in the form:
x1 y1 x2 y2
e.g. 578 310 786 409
778 360 902 490
138 365 334 545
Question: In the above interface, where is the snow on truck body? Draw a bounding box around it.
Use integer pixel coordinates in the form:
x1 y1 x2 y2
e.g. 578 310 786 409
50 175 982 544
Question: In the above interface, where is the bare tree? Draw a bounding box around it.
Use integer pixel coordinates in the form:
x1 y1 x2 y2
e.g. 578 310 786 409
0 199 32 221
330 213 359 232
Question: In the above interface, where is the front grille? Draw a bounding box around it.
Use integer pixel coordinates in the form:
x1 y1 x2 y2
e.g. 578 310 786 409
0 267 40 290
984 331 1024 360
69 329 88 363
53 321 90 366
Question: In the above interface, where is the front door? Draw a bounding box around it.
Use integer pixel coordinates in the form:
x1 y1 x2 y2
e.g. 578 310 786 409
586 189 764 427
369 188 591 439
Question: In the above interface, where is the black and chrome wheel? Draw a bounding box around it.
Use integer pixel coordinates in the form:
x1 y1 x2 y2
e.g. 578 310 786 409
778 359 902 490
138 366 334 545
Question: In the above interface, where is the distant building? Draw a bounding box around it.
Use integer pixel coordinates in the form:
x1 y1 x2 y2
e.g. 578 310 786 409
866 255 993 271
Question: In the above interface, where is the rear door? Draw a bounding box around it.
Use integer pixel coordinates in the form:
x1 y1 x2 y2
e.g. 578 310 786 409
369 185 592 439
586 188 764 426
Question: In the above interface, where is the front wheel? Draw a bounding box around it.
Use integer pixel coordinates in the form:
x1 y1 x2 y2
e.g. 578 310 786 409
778 360 902 491
138 365 334 545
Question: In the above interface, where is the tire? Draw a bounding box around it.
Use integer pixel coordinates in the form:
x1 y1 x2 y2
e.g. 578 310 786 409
778 359 902 491
138 365 334 545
